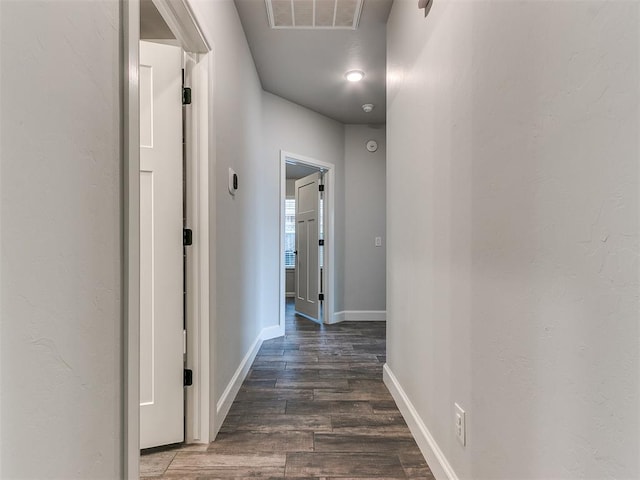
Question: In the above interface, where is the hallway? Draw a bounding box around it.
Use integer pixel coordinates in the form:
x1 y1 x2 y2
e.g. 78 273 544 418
140 301 433 478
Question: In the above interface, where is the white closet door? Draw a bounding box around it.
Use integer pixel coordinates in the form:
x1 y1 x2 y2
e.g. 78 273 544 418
295 172 322 322
139 40 184 450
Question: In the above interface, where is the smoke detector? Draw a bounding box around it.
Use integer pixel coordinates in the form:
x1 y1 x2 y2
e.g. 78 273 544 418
362 103 374 113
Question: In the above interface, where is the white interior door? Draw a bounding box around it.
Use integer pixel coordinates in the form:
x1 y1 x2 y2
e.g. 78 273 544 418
295 172 322 321
139 40 184 449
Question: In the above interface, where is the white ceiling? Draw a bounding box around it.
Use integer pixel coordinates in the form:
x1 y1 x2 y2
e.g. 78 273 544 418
234 0 392 125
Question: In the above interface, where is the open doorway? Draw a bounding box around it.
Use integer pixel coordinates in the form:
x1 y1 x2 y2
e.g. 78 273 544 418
285 163 325 322
279 151 336 332
139 0 213 452
125 0 212 477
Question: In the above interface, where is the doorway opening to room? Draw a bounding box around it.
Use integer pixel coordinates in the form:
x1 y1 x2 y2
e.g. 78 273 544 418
285 163 325 321
279 151 336 330
125 0 213 477
138 0 212 453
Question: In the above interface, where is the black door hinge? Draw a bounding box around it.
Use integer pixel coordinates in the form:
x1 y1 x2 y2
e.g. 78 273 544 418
319 184 325 192
319 239 324 246
184 369 193 387
182 87 192 105
184 228 193 246
319 293 325 301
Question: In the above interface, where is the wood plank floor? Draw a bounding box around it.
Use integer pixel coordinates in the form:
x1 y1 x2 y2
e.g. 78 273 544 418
140 299 434 479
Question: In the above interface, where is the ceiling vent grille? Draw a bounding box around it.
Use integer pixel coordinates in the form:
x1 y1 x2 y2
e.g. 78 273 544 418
265 0 364 30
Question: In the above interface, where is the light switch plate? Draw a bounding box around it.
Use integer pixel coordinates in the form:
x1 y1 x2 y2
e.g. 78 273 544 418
375 236 382 247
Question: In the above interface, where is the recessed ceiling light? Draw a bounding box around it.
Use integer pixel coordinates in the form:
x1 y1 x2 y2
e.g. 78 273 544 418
345 70 365 82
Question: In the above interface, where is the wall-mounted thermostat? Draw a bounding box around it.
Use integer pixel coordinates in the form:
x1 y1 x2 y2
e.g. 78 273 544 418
228 168 238 195
366 140 378 152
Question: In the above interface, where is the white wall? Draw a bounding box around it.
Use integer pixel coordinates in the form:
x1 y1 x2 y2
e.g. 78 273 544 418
285 269 295 296
344 125 386 312
285 179 295 198
187 0 267 411
0 1 122 478
386 1 639 479
262 92 346 312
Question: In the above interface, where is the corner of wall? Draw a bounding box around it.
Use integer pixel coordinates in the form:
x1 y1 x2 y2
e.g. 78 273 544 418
212 324 283 438
383 364 458 480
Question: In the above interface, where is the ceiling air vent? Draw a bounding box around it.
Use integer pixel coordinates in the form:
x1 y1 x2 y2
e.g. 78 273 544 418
265 0 364 30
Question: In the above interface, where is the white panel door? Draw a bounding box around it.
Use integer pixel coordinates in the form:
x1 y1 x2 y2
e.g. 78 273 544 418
139 40 184 449
295 172 322 321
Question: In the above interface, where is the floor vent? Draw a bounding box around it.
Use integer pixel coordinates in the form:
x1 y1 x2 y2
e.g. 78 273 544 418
265 0 364 30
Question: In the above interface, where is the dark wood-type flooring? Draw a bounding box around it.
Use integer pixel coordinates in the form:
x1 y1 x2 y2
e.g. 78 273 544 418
140 299 434 479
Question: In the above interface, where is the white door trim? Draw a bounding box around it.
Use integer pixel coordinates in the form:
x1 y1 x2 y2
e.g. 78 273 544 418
123 1 141 478
124 1 213 477
183 50 212 446
280 151 336 331
151 0 210 53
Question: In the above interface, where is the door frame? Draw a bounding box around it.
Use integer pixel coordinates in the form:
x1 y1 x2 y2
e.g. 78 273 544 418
182 49 212 448
123 1 214 477
279 151 336 330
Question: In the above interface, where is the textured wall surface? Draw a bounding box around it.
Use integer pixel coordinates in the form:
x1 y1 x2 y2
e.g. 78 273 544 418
0 1 122 478
344 125 386 312
386 0 639 478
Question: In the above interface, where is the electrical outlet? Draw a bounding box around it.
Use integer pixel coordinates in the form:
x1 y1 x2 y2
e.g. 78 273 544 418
375 236 382 247
455 403 466 446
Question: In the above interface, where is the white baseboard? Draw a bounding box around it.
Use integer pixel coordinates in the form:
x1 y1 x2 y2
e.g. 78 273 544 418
329 310 386 324
383 364 459 480
261 324 285 340
214 324 284 436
